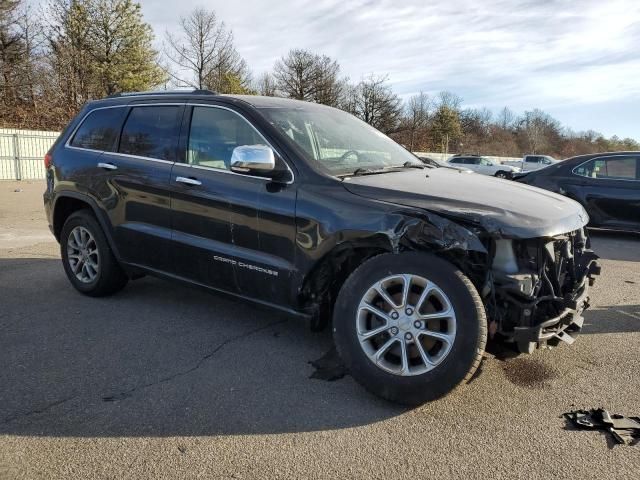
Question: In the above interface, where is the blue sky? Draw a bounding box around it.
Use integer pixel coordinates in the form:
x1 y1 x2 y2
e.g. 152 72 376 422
140 0 640 140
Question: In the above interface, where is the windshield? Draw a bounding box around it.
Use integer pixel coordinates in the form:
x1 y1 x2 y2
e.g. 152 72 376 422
257 104 422 175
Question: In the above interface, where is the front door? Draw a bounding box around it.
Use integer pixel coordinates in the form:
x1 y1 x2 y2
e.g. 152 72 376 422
169 105 297 305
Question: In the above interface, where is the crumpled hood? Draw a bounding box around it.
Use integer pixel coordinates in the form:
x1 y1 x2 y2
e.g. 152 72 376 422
343 168 589 238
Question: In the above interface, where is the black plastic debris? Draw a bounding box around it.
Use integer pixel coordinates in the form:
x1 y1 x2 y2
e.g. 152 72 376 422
564 408 640 445
308 346 348 381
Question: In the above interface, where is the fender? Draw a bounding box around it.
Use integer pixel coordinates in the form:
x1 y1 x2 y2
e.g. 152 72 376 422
51 191 123 263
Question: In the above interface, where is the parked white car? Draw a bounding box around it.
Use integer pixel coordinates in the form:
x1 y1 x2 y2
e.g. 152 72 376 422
503 154 558 172
447 155 521 178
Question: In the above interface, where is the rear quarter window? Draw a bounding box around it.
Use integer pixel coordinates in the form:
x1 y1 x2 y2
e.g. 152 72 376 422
69 108 128 152
119 106 183 161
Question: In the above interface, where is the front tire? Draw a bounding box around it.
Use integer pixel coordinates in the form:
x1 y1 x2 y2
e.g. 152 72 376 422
60 210 128 297
494 170 510 179
333 252 486 405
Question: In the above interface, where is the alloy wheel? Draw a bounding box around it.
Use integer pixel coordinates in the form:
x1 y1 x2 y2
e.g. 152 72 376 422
67 226 100 283
356 274 457 376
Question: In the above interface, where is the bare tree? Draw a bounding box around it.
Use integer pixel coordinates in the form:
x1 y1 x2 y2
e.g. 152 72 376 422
460 108 492 137
164 7 249 93
15 5 43 107
273 48 342 105
339 81 359 114
273 49 318 101
436 91 463 111
254 71 277 96
497 106 515 130
0 0 24 110
518 109 560 154
311 54 342 106
348 74 402 133
404 91 430 151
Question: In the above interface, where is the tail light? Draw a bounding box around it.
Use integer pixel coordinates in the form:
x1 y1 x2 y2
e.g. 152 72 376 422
44 153 53 169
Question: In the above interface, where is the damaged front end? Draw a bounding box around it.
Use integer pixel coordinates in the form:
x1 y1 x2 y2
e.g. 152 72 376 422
486 228 600 353
339 167 602 353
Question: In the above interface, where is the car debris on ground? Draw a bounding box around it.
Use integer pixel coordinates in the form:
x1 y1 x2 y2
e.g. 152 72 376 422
308 347 348 381
564 408 640 445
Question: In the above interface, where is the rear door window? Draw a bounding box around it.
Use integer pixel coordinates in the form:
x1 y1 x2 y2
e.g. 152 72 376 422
574 156 638 180
69 108 128 152
119 106 182 161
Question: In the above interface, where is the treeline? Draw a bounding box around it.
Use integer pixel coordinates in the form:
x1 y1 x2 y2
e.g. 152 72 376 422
1 1 637 157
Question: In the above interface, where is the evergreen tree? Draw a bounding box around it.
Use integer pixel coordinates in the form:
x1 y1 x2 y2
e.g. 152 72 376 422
88 0 165 95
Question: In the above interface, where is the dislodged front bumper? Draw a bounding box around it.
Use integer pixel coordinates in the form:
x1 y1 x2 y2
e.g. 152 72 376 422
512 280 591 353
489 229 600 353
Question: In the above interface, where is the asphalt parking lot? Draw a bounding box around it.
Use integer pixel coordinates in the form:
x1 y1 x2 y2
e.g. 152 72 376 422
1 180 639 479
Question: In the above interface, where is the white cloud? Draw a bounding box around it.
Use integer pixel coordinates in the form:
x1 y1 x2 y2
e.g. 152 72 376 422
140 0 640 138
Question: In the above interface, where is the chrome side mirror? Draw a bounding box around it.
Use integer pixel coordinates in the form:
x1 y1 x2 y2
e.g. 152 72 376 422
230 145 275 173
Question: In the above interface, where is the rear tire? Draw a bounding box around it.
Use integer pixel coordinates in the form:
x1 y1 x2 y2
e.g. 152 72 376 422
333 252 486 405
60 210 128 297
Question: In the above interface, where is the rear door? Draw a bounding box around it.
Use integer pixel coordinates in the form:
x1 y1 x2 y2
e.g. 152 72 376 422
98 103 184 271
571 154 640 229
169 104 297 305
469 158 489 174
479 157 495 175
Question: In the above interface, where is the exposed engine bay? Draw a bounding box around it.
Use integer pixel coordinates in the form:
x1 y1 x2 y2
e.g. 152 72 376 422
487 228 600 352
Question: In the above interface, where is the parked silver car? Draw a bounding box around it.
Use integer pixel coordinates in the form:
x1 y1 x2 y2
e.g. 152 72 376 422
503 154 558 172
447 155 520 178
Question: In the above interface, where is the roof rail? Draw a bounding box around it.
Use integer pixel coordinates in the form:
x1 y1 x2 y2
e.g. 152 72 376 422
106 89 218 98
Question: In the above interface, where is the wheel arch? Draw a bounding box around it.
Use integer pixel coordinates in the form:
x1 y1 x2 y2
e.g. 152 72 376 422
297 235 394 328
52 192 122 261
297 214 490 330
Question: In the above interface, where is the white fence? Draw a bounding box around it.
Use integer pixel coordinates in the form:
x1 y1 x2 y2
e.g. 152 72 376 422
0 129 60 180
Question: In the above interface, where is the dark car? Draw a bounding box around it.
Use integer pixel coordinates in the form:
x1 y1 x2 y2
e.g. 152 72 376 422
515 152 640 232
43 91 599 405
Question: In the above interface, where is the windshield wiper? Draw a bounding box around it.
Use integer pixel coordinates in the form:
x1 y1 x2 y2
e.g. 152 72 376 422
337 168 392 178
352 167 376 176
340 164 420 178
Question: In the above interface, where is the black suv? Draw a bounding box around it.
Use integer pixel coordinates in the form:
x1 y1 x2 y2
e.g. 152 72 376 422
44 91 599 405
